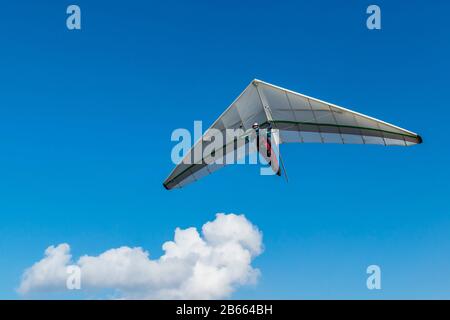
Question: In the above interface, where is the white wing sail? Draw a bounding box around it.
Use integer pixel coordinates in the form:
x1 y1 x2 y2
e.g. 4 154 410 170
163 80 422 190
255 80 421 146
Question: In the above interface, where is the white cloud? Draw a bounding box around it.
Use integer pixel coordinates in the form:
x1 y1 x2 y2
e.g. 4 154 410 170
18 213 263 299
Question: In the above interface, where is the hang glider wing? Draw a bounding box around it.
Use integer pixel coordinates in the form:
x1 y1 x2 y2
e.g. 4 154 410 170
254 80 422 146
163 80 422 190
163 82 267 190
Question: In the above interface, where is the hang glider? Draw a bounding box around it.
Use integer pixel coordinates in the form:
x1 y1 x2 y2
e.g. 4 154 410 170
163 79 422 190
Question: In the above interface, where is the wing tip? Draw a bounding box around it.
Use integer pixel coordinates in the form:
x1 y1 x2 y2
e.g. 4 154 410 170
163 182 171 190
417 135 423 144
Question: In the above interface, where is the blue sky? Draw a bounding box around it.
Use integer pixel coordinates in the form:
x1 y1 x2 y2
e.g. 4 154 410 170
0 0 449 299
